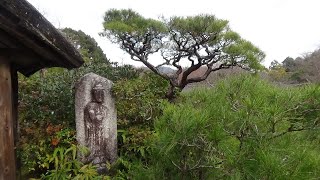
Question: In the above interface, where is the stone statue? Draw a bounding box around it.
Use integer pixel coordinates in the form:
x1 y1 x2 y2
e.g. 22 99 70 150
84 83 108 165
75 73 117 174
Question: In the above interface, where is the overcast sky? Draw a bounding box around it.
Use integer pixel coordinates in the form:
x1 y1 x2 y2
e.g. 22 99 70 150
28 0 320 67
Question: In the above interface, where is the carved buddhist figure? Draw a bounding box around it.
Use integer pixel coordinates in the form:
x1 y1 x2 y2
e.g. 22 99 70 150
76 73 117 174
84 83 108 168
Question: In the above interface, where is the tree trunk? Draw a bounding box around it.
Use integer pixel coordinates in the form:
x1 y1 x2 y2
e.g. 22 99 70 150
165 85 176 101
0 57 16 180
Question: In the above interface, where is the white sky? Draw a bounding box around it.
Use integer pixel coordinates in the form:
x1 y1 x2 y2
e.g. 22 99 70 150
28 0 320 67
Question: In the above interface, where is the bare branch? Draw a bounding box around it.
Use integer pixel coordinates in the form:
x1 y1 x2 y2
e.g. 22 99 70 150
268 126 309 140
171 160 182 171
186 63 231 84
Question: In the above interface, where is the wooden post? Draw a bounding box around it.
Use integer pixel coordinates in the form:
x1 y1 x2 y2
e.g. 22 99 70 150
0 57 16 180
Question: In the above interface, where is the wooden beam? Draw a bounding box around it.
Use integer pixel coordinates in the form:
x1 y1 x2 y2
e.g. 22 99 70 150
0 0 84 77
0 57 16 180
11 65 19 178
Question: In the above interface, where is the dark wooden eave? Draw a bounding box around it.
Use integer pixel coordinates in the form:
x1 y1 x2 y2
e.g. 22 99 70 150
0 0 84 76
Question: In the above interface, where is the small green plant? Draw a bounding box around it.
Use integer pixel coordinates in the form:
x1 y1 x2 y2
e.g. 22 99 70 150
18 125 75 178
41 145 106 180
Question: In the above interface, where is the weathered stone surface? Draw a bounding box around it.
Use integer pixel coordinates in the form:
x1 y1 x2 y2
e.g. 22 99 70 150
75 73 117 173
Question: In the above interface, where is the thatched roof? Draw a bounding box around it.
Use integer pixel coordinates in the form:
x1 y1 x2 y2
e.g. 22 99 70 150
0 0 84 76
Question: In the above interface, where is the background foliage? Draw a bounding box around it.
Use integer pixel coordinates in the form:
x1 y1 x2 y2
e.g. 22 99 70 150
17 26 320 179
268 48 320 84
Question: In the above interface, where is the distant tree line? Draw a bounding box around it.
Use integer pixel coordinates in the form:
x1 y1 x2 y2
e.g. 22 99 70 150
269 48 320 84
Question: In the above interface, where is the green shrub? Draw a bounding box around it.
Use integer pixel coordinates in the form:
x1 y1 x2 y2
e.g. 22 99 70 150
132 75 320 179
113 73 169 166
114 72 168 127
